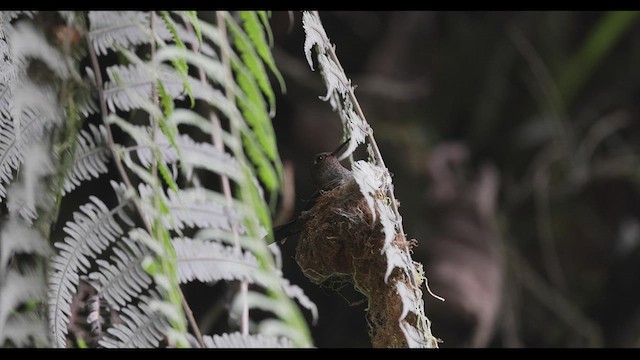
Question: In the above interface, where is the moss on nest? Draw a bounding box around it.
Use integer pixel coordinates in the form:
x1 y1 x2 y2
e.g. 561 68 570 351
295 180 415 348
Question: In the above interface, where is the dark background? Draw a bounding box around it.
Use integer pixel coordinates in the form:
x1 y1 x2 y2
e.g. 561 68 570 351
265 11 640 348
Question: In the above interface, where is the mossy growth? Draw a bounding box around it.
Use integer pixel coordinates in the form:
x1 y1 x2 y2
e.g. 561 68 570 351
295 180 417 348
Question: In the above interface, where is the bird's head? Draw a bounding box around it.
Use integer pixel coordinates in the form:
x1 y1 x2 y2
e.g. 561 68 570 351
311 138 349 170
310 138 351 188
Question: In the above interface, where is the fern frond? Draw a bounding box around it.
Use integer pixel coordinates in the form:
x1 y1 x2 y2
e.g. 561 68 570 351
88 237 152 310
63 124 111 195
0 26 14 107
0 313 48 347
10 21 71 79
238 11 285 92
225 12 276 115
256 11 274 47
99 294 170 348
138 184 246 233
173 237 258 284
156 41 282 197
109 180 136 227
279 279 318 324
0 84 58 206
0 216 49 347
0 218 50 272
0 269 45 341
74 82 99 118
159 11 193 106
240 130 279 193
88 11 172 55
11 81 61 136
202 332 292 348
208 15 284 195
136 131 242 181
104 64 185 113
0 123 19 203
1 11 35 23
48 197 127 347
181 11 201 47
0 81 12 123
5 186 38 225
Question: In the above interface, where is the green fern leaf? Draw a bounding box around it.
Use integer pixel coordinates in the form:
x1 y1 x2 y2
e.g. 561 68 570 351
225 13 276 116
239 11 285 92
183 11 202 46
256 11 274 47
159 11 194 107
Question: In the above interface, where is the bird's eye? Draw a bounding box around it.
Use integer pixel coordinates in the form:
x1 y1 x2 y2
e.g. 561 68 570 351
314 155 325 164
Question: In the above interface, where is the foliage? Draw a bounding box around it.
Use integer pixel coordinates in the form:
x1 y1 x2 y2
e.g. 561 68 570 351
0 10 313 348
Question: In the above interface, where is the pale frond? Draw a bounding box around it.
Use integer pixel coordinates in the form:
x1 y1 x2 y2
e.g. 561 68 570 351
0 100 59 204
0 26 14 115
136 131 242 181
0 313 48 347
0 217 50 272
48 197 127 347
98 294 169 348
138 184 247 233
63 124 111 195
88 11 172 56
1 11 36 23
9 21 71 79
0 269 45 341
202 332 292 348
0 121 20 202
104 64 185 113
88 236 152 310
279 278 318 324
173 237 258 284
0 80 12 123
10 81 61 136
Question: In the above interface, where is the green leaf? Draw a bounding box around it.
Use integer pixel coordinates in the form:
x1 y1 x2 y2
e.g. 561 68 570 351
184 11 202 46
256 11 274 47
241 130 278 193
156 80 184 164
225 12 276 116
230 58 284 195
240 165 273 244
159 11 194 107
157 158 178 192
558 11 640 105
157 80 175 119
240 11 285 93
233 64 275 160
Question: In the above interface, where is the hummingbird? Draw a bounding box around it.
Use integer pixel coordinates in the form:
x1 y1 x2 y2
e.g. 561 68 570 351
274 138 353 243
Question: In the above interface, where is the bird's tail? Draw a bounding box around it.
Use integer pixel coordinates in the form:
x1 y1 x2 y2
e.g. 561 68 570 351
273 218 305 244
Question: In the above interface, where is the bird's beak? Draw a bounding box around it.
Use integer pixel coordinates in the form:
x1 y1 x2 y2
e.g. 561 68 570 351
331 137 351 157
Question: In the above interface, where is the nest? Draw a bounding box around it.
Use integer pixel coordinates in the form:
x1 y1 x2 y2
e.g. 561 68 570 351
295 180 415 348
